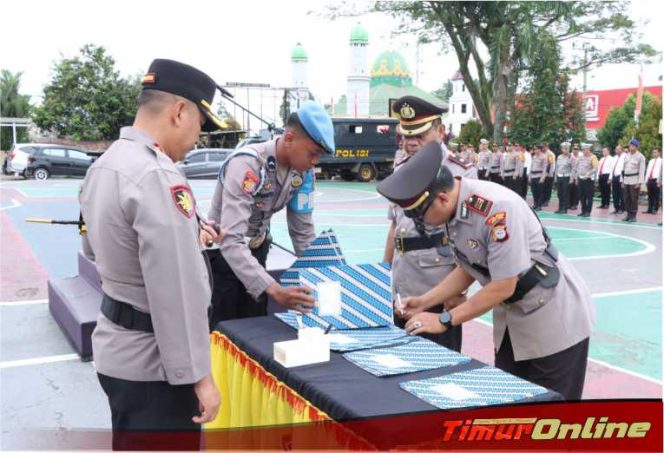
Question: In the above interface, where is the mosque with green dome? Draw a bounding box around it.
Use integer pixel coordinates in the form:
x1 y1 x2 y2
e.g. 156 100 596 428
332 25 446 117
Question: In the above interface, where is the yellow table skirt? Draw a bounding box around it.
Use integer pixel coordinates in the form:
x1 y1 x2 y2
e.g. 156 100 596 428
206 332 331 429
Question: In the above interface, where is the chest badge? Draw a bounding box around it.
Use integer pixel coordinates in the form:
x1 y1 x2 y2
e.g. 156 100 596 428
467 239 479 249
291 175 303 188
170 184 195 218
255 201 265 209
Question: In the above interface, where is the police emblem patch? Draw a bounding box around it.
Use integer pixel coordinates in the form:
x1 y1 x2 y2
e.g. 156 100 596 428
291 175 303 188
467 239 479 249
242 171 260 195
485 211 507 226
491 224 509 242
170 185 195 218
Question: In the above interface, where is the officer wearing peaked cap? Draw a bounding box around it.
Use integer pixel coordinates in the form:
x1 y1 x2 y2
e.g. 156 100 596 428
622 138 646 222
377 142 595 401
203 101 334 326
80 59 225 447
383 95 476 351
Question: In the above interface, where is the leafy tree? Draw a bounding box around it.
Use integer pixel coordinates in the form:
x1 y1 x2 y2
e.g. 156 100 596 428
326 1 657 142
0 70 32 150
432 80 453 102
619 92 662 159
509 31 585 149
458 120 484 146
33 44 141 141
598 92 662 157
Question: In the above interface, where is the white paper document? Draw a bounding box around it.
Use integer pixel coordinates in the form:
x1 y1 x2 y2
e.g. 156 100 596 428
371 354 413 369
317 281 342 316
431 383 481 401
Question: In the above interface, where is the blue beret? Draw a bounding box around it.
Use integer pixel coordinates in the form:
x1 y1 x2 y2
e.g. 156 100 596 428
296 101 335 154
630 138 640 147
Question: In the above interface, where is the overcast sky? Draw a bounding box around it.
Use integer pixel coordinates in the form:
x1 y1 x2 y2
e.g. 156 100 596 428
2 0 662 127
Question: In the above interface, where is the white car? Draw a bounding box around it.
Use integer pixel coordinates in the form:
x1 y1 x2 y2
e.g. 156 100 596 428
5 143 36 175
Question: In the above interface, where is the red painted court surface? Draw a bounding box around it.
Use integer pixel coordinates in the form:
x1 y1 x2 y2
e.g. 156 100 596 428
0 177 661 449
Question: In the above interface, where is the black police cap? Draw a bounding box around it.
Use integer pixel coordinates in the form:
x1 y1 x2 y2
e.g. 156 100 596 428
377 141 446 210
141 59 226 132
392 96 447 136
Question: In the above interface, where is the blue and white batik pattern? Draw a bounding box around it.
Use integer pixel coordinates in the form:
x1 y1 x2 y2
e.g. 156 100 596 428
280 230 346 287
399 366 548 409
343 338 471 377
299 262 392 329
273 312 412 352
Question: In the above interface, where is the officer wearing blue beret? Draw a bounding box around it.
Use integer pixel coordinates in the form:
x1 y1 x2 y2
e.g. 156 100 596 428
203 101 334 326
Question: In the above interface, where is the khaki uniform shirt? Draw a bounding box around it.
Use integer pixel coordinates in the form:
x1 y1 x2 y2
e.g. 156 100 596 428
577 154 599 181
208 139 316 299
623 151 647 185
530 154 547 180
388 143 477 299
556 154 573 178
446 179 595 360
478 150 491 170
501 150 517 178
81 127 211 384
489 151 503 175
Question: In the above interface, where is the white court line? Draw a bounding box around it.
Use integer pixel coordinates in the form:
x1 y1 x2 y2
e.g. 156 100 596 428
591 287 662 298
471 318 662 385
550 226 657 261
0 198 21 211
0 299 48 307
544 215 662 231
0 353 79 369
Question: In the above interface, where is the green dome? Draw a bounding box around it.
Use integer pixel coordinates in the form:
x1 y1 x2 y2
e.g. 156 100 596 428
370 50 412 87
291 43 308 62
350 24 369 44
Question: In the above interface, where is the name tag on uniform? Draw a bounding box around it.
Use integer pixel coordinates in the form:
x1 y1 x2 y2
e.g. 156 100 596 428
288 170 315 214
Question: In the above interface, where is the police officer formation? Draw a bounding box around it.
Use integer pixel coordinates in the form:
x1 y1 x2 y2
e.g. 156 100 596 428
461 135 660 222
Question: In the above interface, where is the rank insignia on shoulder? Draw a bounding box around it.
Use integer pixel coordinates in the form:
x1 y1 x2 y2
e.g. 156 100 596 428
465 194 493 216
170 184 195 218
447 155 472 169
291 174 303 188
485 211 507 226
491 223 509 242
242 171 260 195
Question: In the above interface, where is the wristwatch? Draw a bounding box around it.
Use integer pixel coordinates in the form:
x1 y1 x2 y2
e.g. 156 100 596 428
439 310 453 330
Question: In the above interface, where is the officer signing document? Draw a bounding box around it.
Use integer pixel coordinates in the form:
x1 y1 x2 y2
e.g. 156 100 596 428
377 142 595 401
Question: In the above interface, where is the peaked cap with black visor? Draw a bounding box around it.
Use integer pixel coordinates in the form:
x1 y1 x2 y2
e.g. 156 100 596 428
141 59 232 132
377 141 455 232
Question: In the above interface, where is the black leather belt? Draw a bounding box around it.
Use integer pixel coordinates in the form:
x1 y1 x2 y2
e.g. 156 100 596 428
624 172 639 177
504 261 560 304
101 294 154 333
395 232 445 253
531 172 543 175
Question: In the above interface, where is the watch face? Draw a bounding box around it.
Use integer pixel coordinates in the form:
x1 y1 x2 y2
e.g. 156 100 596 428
439 311 452 324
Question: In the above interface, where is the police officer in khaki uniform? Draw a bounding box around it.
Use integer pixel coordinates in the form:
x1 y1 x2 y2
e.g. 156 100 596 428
569 145 581 210
477 138 491 180
377 142 595 401
80 59 224 448
542 144 556 207
501 144 518 193
577 144 599 217
555 142 573 214
489 144 503 185
203 101 334 326
529 145 547 210
384 96 476 350
622 138 647 222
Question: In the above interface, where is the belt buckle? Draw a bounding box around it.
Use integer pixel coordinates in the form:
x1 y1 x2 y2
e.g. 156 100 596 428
396 234 405 256
248 233 266 249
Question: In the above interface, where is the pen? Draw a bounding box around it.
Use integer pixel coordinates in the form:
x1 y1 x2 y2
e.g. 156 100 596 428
395 285 405 316
324 324 333 334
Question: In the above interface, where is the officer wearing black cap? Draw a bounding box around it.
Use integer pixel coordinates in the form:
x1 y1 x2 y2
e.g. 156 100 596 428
383 95 476 351
80 59 224 448
203 101 334 325
377 142 595 401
